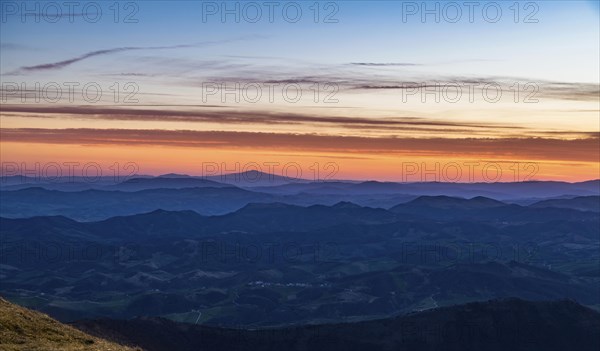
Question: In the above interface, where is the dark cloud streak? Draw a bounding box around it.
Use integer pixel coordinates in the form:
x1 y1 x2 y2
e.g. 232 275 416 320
14 36 264 73
350 62 421 67
1 128 597 162
0 105 522 132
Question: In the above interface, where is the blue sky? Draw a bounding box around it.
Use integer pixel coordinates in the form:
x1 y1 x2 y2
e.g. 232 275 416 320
2 1 599 82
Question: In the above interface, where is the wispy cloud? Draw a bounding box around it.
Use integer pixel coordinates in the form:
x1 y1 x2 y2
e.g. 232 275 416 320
0 43 36 51
18 45 194 72
350 78 600 102
350 62 421 67
11 36 264 74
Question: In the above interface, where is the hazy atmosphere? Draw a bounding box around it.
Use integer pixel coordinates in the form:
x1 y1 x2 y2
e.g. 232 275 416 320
1 2 599 351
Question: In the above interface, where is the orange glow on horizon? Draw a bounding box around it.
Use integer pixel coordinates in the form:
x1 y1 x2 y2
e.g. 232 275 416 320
1 142 597 183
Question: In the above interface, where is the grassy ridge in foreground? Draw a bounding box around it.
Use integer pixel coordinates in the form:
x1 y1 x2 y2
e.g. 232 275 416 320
0 297 140 351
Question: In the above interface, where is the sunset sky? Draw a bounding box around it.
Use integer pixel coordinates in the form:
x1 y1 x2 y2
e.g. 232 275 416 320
1 1 599 182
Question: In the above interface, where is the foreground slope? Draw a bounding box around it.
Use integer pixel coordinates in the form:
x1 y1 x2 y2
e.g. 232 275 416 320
74 298 600 351
0 297 139 351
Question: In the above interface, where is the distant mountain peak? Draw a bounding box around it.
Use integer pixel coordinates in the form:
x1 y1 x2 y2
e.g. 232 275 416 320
360 180 383 185
410 195 465 203
409 195 504 207
332 201 362 209
469 196 506 205
157 173 192 178
240 202 293 210
231 170 305 182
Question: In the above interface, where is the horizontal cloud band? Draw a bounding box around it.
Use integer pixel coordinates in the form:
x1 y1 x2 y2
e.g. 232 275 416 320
1 128 598 163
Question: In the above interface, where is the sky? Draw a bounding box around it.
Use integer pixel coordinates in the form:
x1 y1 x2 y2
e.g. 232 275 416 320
0 0 599 182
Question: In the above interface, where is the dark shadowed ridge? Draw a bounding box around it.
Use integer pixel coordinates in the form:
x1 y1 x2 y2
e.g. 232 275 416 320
401 195 507 209
389 195 599 222
88 209 207 238
72 298 600 351
157 173 193 178
208 201 399 232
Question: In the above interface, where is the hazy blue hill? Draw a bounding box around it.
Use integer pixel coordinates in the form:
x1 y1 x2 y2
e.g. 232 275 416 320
248 181 359 195
353 180 600 199
2 177 600 220
0 182 99 192
106 177 233 191
250 178 600 199
464 180 600 198
0 186 277 220
573 179 600 191
72 298 600 351
3 174 599 198
204 170 308 187
157 173 193 178
0 175 153 191
0 175 34 186
530 196 600 212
